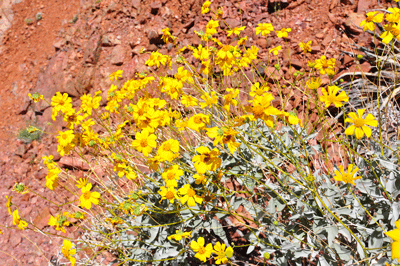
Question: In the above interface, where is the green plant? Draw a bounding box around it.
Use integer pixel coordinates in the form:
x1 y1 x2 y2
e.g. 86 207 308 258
35 12 42 21
70 14 78 24
25 18 34 25
7 1 400 266
17 125 42 144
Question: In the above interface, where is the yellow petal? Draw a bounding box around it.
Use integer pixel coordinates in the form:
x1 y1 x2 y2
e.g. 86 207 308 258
395 219 400 229
198 237 205 246
362 126 372 138
392 241 400 260
63 240 73 250
355 127 364 139
344 125 355 136
386 229 400 242
191 240 200 251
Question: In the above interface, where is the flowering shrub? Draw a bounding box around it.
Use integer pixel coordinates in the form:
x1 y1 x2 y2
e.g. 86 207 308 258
7 1 400 265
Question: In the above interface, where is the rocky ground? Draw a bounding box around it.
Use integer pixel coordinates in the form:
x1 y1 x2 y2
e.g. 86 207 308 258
0 0 390 264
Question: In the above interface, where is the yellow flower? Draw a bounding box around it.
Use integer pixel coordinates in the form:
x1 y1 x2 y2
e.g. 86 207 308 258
168 229 192 241
131 129 157 157
250 82 269 97
162 165 183 188
179 184 203 207
75 177 88 188
192 146 221 174
190 237 213 262
386 219 400 260
12 210 28 230
48 212 71 233
80 92 101 115
57 130 75 148
51 92 73 120
360 11 384 31
255 23 274 36
276 27 291 38
314 55 336 75
227 26 246 37
306 77 321 90
206 127 240 154
277 111 303 127
333 164 361 186
145 51 170 68
174 66 193 83
13 183 29 194
319 86 349 107
158 186 179 204
215 7 223 19
201 0 211 14
386 8 400 23
61 240 76 266
6 195 12 214
308 60 317 68
161 27 176 44
223 88 239 112
344 109 378 139
28 92 44 102
192 44 209 61
214 241 233 264
194 174 207 185
237 36 248 46
181 94 198 107
187 114 210 132
299 40 312 53
206 19 219 35
79 183 100 209
200 91 218 108
157 139 180 162
269 45 281 56
380 23 400 44
45 167 60 190
109 70 123 81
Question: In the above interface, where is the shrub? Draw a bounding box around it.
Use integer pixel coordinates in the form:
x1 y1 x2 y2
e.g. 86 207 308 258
8 1 400 266
17 125 42 144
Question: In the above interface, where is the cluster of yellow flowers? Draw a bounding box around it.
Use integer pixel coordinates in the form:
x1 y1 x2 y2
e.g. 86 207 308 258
191 237 233 264
360 7 400 44
8 0 393 264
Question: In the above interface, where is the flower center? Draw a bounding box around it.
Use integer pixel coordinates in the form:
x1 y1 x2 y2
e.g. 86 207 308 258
140 139 148 147
327 95 337 103
187 188 196 197
198 246 206 254
83 191 92 200
163 143 171 151
343 174 352 183
223 134 232 142
194 117 202 124
354 118 365 128
253 106 264 117
166 191 174 200
167 172 175 180
203 154 211 163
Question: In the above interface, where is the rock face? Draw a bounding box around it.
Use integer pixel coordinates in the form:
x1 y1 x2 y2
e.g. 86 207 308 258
0 0 23 44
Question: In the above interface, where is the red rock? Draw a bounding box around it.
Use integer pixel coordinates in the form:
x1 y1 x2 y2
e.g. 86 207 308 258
33 207 51 230
110 45 125 66
357 0 377 13
59 156 90 171
255 38 268 49
344 13 365 34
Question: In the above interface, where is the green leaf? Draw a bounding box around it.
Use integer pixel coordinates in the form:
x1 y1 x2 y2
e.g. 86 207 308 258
325 226 338 246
